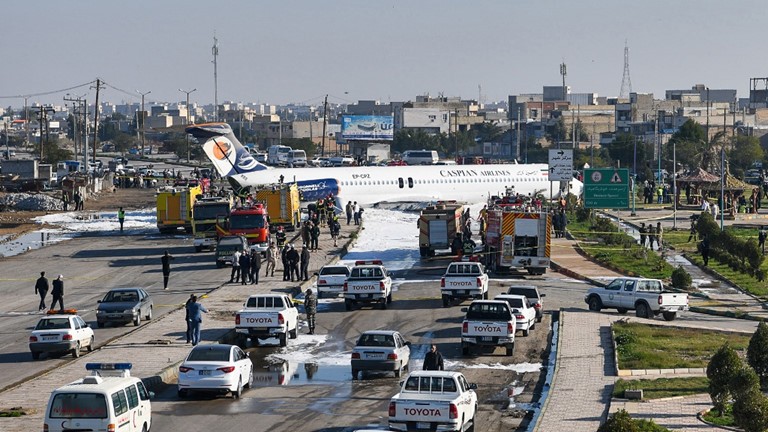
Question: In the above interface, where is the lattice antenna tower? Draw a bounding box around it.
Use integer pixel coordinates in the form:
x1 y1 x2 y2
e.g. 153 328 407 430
620 40 633 99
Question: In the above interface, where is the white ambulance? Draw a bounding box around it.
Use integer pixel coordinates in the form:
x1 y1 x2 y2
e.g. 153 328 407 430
44 363 152 432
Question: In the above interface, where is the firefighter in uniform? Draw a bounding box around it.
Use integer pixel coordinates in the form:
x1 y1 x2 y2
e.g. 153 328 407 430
275 225 287 249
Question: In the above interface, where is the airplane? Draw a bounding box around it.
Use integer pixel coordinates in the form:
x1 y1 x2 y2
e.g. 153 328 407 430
187 122 583 207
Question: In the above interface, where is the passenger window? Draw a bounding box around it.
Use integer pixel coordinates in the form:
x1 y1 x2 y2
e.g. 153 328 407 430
125 385 139 409
624 281 636 292
408 177 414 188
405 377 419 391
111 390 128 416
431 377 442 392
398 178 404 189
420 377 431 392
443 378 457 392
137 381 150 401
459 376 469 392
605 280 623 291
73 319 81 330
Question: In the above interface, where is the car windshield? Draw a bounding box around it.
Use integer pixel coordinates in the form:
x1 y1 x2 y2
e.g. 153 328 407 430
102 291 138 303
49 393 108 419
351 267 383 278
321 267 349 276
357 333 394 347
465 303 511 321
230 214 266 229
35 318 70 330
186 347 231 362
503 298 525 308
193 204 229 220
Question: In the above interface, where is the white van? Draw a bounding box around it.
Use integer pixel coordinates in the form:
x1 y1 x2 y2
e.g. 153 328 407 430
45 363 152 432
267 145 292 166
402 150 439 165
287 149 307 167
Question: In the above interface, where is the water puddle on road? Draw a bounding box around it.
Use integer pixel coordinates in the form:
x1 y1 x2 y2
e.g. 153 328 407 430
0 230 71 257
248 358 352 387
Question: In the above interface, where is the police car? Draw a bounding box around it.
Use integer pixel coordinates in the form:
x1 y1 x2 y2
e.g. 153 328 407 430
29 309 94 360
45 363 152 432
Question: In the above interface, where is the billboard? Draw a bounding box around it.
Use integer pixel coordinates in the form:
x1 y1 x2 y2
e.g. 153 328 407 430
341 115 394 141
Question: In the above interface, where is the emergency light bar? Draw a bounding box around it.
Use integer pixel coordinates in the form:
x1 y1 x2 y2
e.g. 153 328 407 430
47 309 79 315
354 260 383 265
86 363 133 371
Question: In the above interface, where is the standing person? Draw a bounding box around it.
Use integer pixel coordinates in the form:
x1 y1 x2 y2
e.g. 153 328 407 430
759 226 767 255
117 207 125 233
422 345 444 371
34 271 49 312
239 250 250 285
72 191 81 211
701 236 711 266
353 201 360 225
688 217 698 243
161 251 174 290
230 249 242 283
281 244 291 281
656 222 664 251
51 275 64 311
310 220 320 251
265 241 277 277
275 226 287 249
345 201 353 225
639 223 647 248
300 245 311 281
287 244 300 282
647 225 656 250
184 294 195 343
61 190 69 211
304 288 317 335
330 216 341 247
250 250 261 284
301 221 311 247
185 295 208 346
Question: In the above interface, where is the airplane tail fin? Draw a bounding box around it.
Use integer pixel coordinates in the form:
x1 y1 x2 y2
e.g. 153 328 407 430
186 123 268 178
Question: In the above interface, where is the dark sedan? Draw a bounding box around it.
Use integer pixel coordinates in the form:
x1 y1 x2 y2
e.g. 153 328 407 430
96 288 153 327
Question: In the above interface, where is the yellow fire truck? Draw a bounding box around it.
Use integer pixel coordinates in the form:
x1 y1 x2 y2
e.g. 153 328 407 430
254 183 301 232
156 184 203 234
418 201 465 257
484 209 551 275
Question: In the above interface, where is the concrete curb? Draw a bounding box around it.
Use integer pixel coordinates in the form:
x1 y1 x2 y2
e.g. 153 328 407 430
697 408 741 431
531 310 563 432
682 252 768 307
615 368 707 377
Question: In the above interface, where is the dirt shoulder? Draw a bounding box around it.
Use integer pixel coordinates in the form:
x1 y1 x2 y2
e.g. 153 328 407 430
0 188 157 238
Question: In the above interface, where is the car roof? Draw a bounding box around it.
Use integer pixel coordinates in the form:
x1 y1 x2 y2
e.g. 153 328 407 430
189 344 235 353
54 375 142 394
38 314 77 320
321 264 350 269
406 370 462 378
496 294 528 301
507 285 537 290
106 288 142 293
360 330 399 336
469 300 508 305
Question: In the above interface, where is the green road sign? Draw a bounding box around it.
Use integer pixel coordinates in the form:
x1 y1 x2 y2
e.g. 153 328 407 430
584 168 629 209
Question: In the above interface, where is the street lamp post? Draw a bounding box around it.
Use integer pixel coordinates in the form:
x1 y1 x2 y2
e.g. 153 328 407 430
632 137 637 216
136 90 151 157
179 88 197 162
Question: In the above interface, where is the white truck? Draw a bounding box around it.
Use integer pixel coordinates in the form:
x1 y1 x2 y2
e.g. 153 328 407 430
388 370 478 432
314 264 351 298
461 300 516 356
235 294 299 347
343 260 393 311
584 277 689 321
440 261 489 308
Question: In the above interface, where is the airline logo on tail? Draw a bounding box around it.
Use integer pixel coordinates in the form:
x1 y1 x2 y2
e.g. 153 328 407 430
190 123 266 177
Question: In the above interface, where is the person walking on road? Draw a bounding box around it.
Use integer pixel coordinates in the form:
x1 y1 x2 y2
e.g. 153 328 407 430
186 295 208 346
161 250 174 289
300 245 311 281
423 344 444 371
304 288 317 335
250 250 261 284
265 242 277 277
117 207 125 233
184 294 195 343
230 249 242 283
34 271 49 311
656 222 664 251
353 201 361 225
51 275 65 311
239 250 251 285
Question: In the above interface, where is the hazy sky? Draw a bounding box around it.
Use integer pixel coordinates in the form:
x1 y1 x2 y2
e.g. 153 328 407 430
2 0 764 108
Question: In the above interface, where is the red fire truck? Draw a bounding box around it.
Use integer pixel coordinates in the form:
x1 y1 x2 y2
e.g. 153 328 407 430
484 209 551 276
216 204 271 253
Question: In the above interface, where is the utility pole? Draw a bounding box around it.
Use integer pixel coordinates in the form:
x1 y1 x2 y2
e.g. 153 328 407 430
179 88 197 162
64 94 84 158
32 106 55 160
591 121 596 167
515 107 521 161
82 101 89 169
560 62 567 101
91 79 104 164
24 96 30 149
321 94 328 157
136 90 151 157
454 109 459 159
212 34 219 122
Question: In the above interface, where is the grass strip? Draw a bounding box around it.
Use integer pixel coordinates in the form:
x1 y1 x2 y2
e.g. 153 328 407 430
613 376 710 399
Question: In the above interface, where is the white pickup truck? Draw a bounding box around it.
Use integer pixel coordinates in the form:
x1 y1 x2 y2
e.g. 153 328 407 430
461 300 516 356
389 370 478 432
235 294 299 347
440 261 489 307
585 277 689 321
343 260 392 310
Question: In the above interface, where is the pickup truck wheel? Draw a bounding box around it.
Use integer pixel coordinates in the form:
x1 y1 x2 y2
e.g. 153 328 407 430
442 295 451 308
636 302 651 319
617 308 628 314
662 311 677 321
461 343 470 356
588 296 602 312
279 333 287 347
466 413 476 432
506 343 515 356
523 328 529 337
483 291 489 300
351 369 359 380
344 299 353 311
387 293 392 304
394 363 402 378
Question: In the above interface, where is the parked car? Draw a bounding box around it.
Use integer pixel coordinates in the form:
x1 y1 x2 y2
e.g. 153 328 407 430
314 264 351 298
177 344 253 399
506 285 545 323
351 330 411 379
29 310 94 360
96 288 153 327
494 294 536 336
216 235 249 268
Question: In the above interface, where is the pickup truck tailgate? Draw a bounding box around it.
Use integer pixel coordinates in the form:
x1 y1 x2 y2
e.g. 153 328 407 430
463 321 509 337
661 292 689 308
391 399 452 426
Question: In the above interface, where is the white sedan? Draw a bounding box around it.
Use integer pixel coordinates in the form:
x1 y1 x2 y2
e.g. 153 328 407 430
495 294 536 336
29 310 95 360
177 344 253 399
351 330 411 379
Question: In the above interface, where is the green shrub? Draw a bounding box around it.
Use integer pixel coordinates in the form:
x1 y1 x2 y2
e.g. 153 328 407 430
707 343 744 414
732 389 768 432
598 409 637 432
730 366 760 401
747 321 768 389
671 266 692 290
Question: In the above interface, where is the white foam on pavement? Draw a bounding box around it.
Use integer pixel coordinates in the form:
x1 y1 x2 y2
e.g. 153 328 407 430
339 207 420 271
444 360 543 373
35 208 157 234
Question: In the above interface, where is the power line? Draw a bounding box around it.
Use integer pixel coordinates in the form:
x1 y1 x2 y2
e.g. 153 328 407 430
0 80 96 99
101 80 141 100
